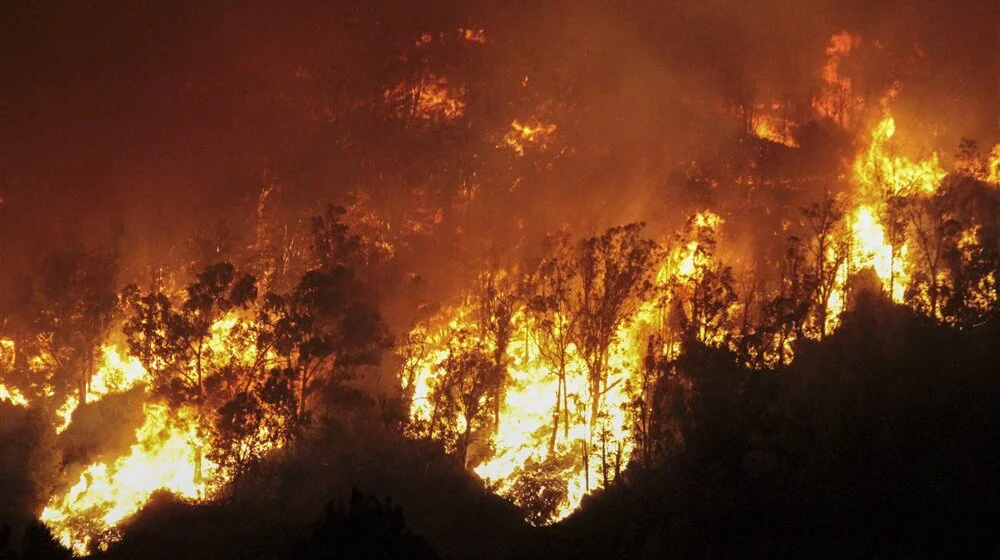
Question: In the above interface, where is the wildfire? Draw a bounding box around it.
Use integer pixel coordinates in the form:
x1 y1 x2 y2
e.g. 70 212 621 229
41 403 215 555
88 345 147 400
752 114 798 147
31 310 283 555
827 111 946 319
402 212 728 524
848 205 909 302
55 395 79 434
813 31 862 125
384 74 465 122
404 301 651 523
853 115 946 198
1 383 28 407
0 339 26 406
982 144 1000 185
504 119 557 156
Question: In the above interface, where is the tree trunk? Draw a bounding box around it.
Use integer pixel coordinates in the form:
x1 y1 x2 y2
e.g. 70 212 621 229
601 433 608 487
561 373 569 440
462 422 472 469
549 377 560 453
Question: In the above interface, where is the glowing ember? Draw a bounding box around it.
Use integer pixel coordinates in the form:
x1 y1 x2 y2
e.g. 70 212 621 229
504 119 557 156
752 114 798 147
384 74 466 122
460 28 487 44
0 383 28 407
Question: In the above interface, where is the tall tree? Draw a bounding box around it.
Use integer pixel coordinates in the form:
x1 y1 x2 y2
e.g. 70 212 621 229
33 249 119 406
474 263 521 437
122 262 258 485
526 234 579 452
571 224 655 439
265 266 389 425
801 192 847 339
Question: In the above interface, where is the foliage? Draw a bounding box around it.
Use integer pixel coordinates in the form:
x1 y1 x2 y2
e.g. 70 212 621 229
572 224 656 431
121 262 258 411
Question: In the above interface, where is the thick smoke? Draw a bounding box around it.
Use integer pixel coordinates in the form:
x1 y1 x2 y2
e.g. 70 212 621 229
1 0 996 324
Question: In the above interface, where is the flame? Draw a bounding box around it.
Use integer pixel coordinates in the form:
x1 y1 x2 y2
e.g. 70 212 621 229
957 225 998 315
403 212 726 523
0 339 26 406
88 345 147 400
1 383 28 407
55 395 79 434
853 115 946 197
405 302 650 523
38 311 282 555
848 205 909 302
813 32 862 125
460 28 487 44
504 119 558 156
834 113 945 312
41 403 215 555
384 74 465 122
987 144 1000 185
752 114 798 147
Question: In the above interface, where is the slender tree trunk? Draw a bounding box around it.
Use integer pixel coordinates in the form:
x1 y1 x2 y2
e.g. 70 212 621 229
549 376 560 453
463 422 472 469
601 432 608 487
299 363 308 423
562 374 569 440
194 343 205 490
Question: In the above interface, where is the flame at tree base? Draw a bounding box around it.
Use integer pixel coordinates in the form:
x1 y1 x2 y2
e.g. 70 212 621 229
41 402 216 555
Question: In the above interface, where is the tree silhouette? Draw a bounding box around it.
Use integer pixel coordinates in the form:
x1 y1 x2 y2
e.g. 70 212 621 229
571 224 655 451
526 233 579 452
474 263 521 437
122 262 258 484
299 489 437 559
265 266 389 425
800 192 847 339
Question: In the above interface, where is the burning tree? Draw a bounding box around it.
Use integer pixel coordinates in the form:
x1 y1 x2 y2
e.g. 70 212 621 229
474 263 522 437
800 192 849 339
570 224 655 483
264 266 390 425
668 215 739 348
208 367 297 497
526 233 579 453
121 262 259 486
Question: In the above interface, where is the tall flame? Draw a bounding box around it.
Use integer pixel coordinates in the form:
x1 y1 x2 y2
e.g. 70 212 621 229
403 212 726 523
36 312 281 555
41 403 214 555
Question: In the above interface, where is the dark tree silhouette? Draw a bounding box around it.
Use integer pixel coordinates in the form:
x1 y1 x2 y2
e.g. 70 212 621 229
298 489 437 559
122 262 258 484
571 224 655 440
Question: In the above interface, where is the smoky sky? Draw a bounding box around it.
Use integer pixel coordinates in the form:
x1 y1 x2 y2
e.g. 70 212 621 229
2 0 997 300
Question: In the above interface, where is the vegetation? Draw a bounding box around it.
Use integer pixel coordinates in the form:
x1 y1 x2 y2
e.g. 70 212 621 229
1 2 998 558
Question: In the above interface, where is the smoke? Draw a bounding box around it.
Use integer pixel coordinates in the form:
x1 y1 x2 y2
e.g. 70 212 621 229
1 0 996 313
